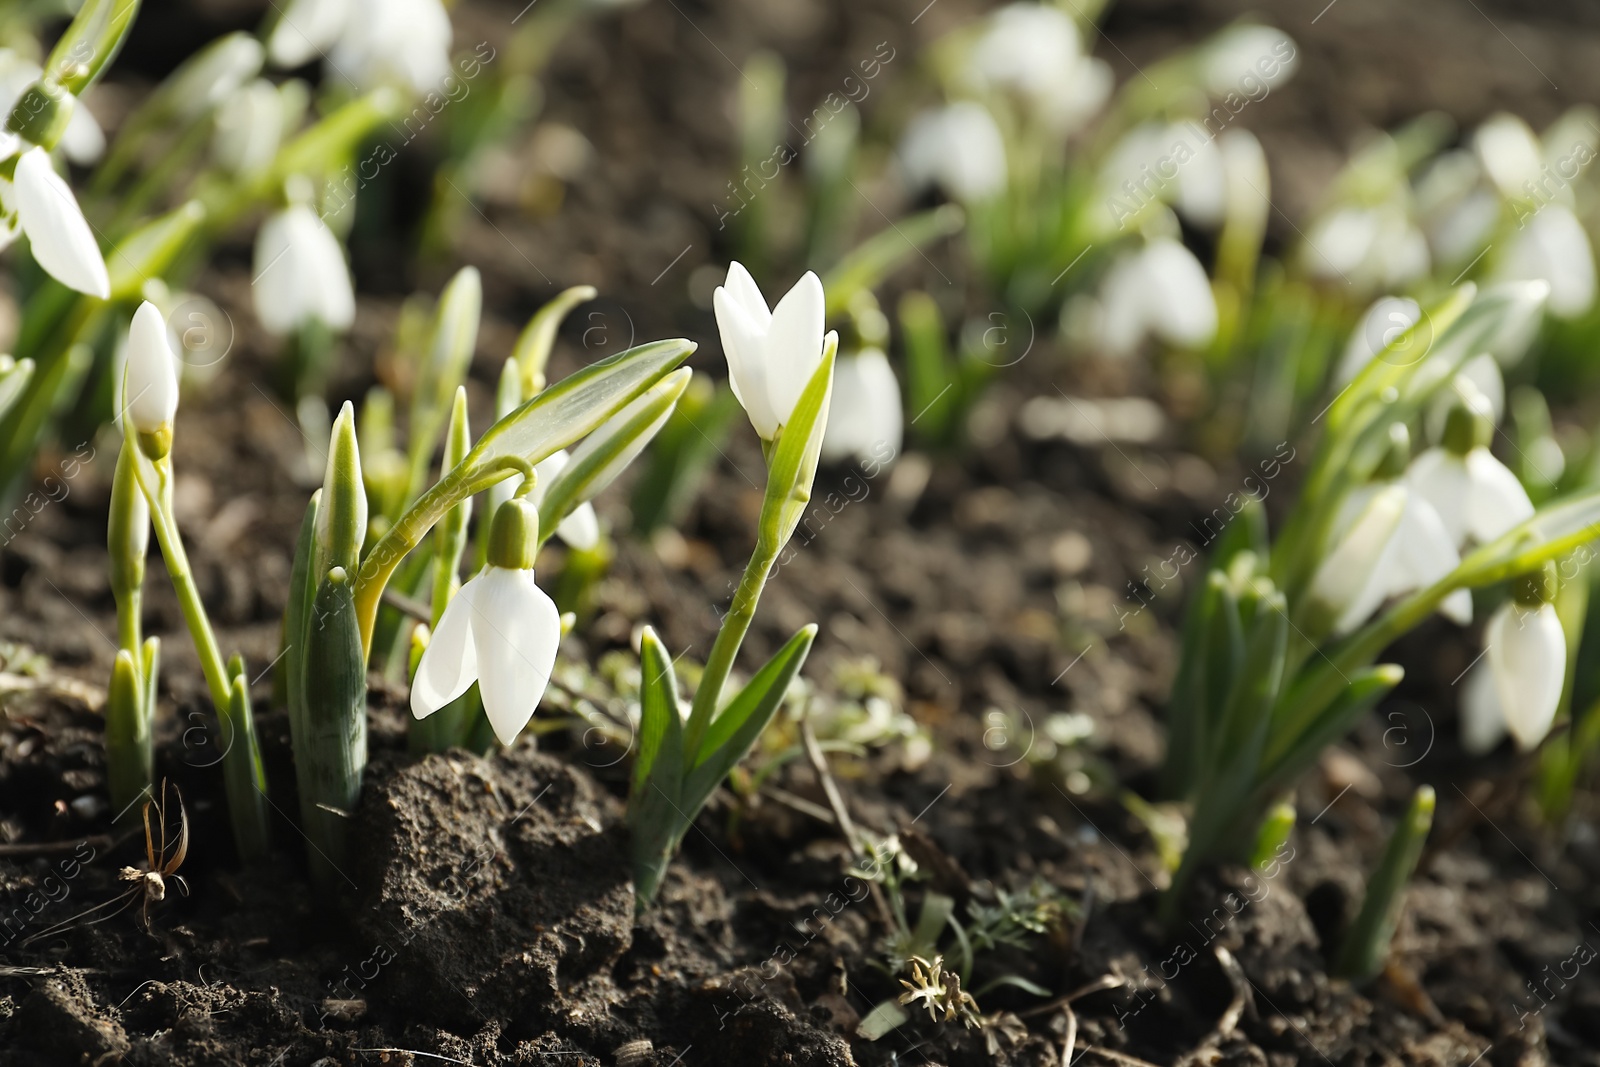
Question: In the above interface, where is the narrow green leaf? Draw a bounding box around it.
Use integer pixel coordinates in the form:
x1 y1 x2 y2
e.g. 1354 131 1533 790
108 201 207 301
683 624 816 812
763 338 837 551
512 284 598 395
632 627 684 799
823 206 965 318
537 368 690 544
1336 785 1434 982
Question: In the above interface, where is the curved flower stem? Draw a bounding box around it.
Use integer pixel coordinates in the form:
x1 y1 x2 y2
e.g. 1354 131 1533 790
683 531 780 760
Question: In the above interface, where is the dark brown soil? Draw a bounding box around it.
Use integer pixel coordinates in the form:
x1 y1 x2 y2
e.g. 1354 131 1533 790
2 0 1599 1065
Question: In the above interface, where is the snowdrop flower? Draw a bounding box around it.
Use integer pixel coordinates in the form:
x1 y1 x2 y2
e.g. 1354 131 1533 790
269 0 451 94
2 147 110 298
1199 23 1298 98
1219 128 1270 239
1098 123 1227 231
124 301 180 438
214 80 285 176
411 497 561 747
252 202 356 336
1465 565 1566 752
1405 387 1532 547
1312 425 1470 635
821 347 902 467
1473 113 1544 202
899 102 1008 203
1304 202 1430 291
968 3 1111 133
713 262 832 442
1096 238 1217 357
488 449 600 551
1493 203 1595 319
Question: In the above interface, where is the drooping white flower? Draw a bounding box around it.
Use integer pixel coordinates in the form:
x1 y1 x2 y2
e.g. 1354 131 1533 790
252 202 356 336
1200 24 1298 98
821 348 902 467
1494 203 1595 319
1405 389 1533 547
968 3 1111 133
1484 589 1566 751
899 102 1008 203
713 262 829 441
1321 483 1471 635
1314 426 1471 635
214 79 285 176
411 499 561 747
124 301 179 434
1459 655 1508 756
7 147 110 298
1473 113 1544 201
1304 202 1430 291
1219 128 1270 239
1096 238 1217 357
269 0 450 94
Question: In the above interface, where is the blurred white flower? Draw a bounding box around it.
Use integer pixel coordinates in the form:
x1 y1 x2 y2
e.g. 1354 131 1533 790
900 102 1008 203
214 80 285 176
3 147 110 298
1494 203 1595 319
1304 202 1430 291
822 347 902 467
1335 296 1421 385
1474 113 1544 201
1459 656 1507 756
1199 23 1297 98
969 3 1111 133
1405 390 1532 548
1219 128 1271 238
269 0 452 95
713 262 830 441
1096 238 1217 357
252 203 356 336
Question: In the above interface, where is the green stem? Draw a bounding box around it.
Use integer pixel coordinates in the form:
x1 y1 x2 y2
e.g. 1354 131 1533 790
683 531 779 761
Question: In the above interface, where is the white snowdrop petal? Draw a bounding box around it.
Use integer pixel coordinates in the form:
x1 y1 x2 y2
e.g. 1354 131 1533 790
1440 587 1474 626
1312 484 1406 632
901 103 1007 203
1097 253 1149 357
468 567 562 746
1405 449 1473 546
722 260 771 329
1473 113 1544 200
822 348 902 467
556 503 601 551
409 580 480 719
1488 601 1566 751
1459 656 1507 756
1464 448 1533 544
1174 128 1227 229
13 148 109 298
61 104 107 166
763 271 827 434
267 0 350 69
713 284 777 438
1142 240 1217 348
1201 24 1297 98
1337 296 1421 386
125 301 180 434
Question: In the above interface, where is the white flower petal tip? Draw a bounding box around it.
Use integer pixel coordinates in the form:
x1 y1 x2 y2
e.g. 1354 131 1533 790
821 348 903 468
125 301 180 434
409 566 562 747
253 204 356 336
1405 445 1532 548
13 148 110 298
1486 600 1566 751
713 263 827 441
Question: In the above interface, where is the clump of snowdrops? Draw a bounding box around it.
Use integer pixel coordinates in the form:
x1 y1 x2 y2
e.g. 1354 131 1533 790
104 255 838 910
